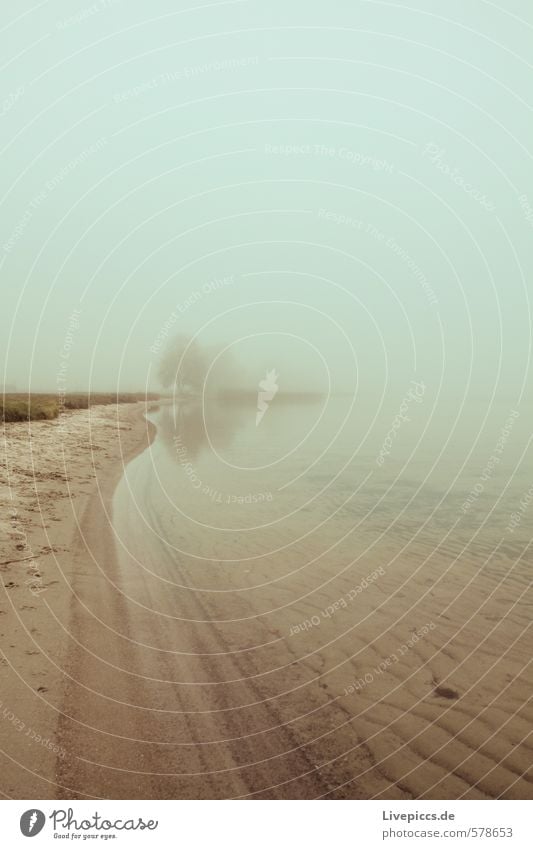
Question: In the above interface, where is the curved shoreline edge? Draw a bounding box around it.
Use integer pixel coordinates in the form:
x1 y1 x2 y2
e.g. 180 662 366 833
0 403 159 799
53 404 157 800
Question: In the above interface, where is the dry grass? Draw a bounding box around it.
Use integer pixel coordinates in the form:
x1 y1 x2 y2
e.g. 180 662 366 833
1 393 160 423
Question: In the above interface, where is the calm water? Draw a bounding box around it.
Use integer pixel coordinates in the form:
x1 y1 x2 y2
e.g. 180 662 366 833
113 394 532 596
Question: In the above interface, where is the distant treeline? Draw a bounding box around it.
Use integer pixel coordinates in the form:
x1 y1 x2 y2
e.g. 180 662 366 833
1 393 160 423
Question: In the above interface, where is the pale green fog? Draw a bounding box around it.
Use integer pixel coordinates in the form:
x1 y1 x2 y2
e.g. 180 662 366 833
1 1 532 409
0 0 532 806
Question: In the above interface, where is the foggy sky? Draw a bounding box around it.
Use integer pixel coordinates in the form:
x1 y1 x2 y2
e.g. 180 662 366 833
1 0 531 407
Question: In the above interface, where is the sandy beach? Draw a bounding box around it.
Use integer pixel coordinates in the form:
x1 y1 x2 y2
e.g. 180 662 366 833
1 399 531 800
0 403 155 798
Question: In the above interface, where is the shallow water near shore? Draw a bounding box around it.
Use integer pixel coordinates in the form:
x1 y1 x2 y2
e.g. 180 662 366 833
106 395 533 798
114 394 532 585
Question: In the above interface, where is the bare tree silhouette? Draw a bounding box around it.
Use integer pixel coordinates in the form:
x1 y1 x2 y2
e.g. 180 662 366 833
157 334 207 395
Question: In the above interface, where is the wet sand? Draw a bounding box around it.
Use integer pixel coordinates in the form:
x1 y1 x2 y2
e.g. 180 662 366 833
0 403 155 798
1 400 532 799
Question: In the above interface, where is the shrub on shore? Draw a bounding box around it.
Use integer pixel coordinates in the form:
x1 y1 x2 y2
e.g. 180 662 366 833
1 393 160 423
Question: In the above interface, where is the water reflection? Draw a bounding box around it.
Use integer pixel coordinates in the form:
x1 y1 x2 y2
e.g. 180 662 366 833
157 398 249 461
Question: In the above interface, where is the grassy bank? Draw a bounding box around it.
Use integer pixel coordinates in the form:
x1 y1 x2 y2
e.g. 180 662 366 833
1 393 160 423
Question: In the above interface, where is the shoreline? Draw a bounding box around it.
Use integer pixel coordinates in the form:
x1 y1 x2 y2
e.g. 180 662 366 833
55 407 157 799
0 403 156 798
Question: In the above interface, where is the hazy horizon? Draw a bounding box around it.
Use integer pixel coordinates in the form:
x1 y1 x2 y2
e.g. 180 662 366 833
1 1 531 415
